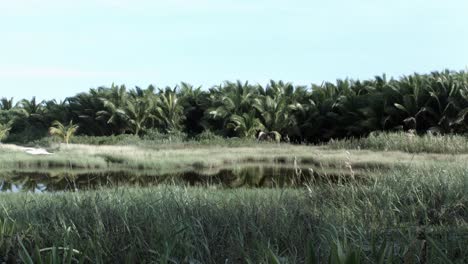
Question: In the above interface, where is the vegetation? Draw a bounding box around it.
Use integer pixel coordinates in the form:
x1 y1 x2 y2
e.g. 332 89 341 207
49 121 79 145
0 134 466 263
3 140 468 174
1 70 468 263
0 121 12 142
0 164 466 263
327 131 468 153
2 70 468 143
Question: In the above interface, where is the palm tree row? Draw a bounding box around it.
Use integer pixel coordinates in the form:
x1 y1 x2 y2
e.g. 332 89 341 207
1 69 468 143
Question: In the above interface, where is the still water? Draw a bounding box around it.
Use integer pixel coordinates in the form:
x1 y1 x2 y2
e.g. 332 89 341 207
0 165 359 192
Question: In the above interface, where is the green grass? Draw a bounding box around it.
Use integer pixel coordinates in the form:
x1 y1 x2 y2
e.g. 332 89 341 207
2 142 468 175
29 131 258 149
327 132 468 154
0 165 466 263
0 135 467 262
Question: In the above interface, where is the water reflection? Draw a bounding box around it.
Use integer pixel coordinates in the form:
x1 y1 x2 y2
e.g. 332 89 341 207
0 165 360 192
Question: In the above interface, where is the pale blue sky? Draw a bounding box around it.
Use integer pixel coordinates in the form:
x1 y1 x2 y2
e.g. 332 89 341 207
0 0 467 101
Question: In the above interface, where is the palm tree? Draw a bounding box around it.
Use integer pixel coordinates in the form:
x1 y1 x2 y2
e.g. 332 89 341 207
97 84 130 134
7 97 48 141
327 79 380 137
0 121 12 142
44 99 71 125
154 87 184 133
3 70 468 143
290 82 342 141
122 95 156 135
253 95 291 134
68 88 114 136
179 83 208 135
18 97 45 119
206 81 259 135
428 70 468 132
0 98 14 110
49 120 79 144
355 75 398 133
227 111 264 138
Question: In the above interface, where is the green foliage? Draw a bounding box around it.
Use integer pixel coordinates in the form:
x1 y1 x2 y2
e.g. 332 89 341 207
327 131 468 153
227 111 264 138
0 121 12 142
154 87 184 133
0 98 14 110
0 162 466 262
70 134 141 146
327 240 362 264
49 120 79 144
193 130 222 141
141 129 187 143
0 219 16 257
179 83 208 135
3 69 468 143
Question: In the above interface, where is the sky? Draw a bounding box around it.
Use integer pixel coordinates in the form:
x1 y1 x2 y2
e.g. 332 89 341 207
0 0 467 101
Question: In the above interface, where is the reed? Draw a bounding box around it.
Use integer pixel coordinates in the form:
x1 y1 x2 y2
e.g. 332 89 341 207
0 164 466 263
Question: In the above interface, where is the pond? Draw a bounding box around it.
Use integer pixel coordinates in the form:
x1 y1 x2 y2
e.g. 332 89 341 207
0 165 361 192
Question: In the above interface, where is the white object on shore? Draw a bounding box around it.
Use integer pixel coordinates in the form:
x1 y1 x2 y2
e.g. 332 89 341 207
23 147 53 155
0 144 53 155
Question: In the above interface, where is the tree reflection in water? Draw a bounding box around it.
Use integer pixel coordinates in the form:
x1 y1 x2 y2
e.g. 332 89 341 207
0 165 359 192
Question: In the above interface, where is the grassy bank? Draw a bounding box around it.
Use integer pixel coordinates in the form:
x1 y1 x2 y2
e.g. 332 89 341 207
0 134 467 262
0 165 466 263
327 132 468 154
2 141 468 174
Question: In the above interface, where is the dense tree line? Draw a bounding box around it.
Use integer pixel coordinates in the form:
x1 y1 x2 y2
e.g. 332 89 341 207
1 69 468 143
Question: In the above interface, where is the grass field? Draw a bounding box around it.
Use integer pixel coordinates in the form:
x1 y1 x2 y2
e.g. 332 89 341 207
326 132 468 154
0 133 467 263
0 166 466 263
2 139 468 173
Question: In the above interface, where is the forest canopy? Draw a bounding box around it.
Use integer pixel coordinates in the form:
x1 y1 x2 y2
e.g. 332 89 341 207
2 69 468 143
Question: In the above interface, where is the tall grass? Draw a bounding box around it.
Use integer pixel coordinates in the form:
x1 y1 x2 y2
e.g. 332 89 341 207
327 132 468 153
3 142 468 175
0 164 466 263
29 130 258 149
